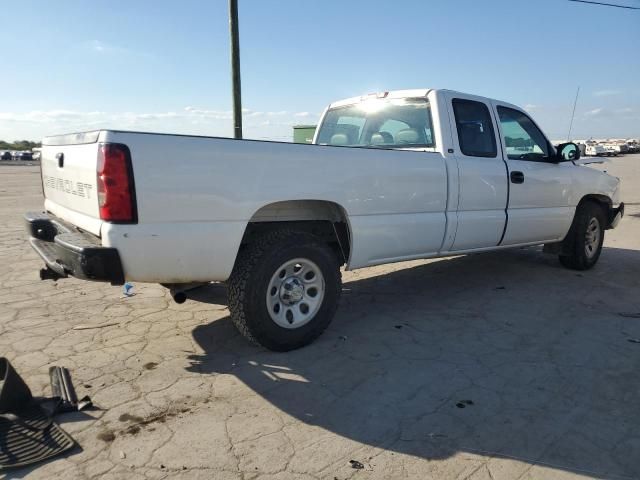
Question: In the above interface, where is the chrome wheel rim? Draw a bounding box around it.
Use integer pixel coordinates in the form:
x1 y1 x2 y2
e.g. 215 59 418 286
584 217 601 259
266 258 325 329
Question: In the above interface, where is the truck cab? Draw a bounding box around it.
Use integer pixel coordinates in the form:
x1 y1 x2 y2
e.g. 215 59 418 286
314 89 621 250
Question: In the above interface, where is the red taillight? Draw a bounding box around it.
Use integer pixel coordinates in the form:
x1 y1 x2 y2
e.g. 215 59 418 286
97 143 137 223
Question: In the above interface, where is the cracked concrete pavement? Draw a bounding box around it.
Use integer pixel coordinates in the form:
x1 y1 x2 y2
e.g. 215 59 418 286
1 156 639 479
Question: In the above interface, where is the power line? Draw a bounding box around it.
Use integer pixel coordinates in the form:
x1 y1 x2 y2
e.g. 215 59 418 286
568 0 640 9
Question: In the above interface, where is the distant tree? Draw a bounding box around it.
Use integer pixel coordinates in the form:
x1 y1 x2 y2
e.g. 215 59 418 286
0 140 41 150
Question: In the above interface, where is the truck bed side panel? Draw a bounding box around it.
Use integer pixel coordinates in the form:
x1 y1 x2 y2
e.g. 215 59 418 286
101 131 449 282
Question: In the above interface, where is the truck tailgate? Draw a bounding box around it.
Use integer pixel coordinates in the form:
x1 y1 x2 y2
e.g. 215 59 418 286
41 132 102 236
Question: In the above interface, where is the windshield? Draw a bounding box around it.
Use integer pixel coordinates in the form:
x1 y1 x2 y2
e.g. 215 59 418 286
316 98 435 149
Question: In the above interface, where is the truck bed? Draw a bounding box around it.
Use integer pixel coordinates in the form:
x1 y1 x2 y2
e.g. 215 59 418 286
41 130 449 282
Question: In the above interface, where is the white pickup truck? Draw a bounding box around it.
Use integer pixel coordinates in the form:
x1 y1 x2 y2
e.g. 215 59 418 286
585 144 607 157
26 89 624 351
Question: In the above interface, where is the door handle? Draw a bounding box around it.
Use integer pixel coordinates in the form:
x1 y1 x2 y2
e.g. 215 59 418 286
510 171 524 184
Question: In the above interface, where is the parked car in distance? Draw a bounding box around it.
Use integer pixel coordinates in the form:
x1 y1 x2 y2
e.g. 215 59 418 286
604 145 619 156
11 150 33 161
25 88 624 351
586 144 606 156
0 150 13 161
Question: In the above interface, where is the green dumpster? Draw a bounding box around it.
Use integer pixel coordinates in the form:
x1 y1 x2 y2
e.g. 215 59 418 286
293 125 317 144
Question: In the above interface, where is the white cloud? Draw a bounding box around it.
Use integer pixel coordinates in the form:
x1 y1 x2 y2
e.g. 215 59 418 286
581 107 638 120
238 109 288 118
91 40 107 53
593 89 621 97
0 108 301 125
0 107 313 142
89 40 128 55
0 110 106 123
294 111 311 117
86 40 154 59
584 108 604 117
183 107 232 119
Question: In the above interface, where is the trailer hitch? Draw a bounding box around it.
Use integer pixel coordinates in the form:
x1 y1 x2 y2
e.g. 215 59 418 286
40 266 65 281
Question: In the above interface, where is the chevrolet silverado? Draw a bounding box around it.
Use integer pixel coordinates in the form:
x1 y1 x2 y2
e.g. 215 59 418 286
25 89 624 350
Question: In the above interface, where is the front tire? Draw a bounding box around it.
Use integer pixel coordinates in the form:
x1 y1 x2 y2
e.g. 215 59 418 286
559 201 606 270
228 230 342 351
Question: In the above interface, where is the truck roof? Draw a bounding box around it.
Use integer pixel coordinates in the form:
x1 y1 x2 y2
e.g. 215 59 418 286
326 88 507 109
328 89 432 108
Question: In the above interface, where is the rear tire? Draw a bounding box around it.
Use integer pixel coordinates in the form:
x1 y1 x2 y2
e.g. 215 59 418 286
559 201 606 270
228 230 342 351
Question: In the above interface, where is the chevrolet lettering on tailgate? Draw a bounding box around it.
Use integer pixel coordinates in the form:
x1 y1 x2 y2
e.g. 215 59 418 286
43 174 93 199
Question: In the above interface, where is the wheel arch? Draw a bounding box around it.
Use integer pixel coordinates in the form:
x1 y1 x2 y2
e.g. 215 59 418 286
578 193 612 210
578 194 616 227
240 200 353 266
558 194 612 250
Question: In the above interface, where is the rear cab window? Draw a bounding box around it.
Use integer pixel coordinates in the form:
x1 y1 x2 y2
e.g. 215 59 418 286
452 99 497 158
316 98 435 149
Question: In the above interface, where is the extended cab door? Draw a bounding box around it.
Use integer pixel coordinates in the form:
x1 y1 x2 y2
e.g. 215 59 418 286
443 93 508 251
491 102 574 245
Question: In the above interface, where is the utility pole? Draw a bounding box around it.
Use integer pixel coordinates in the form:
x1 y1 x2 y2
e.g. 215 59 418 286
229 0 242 139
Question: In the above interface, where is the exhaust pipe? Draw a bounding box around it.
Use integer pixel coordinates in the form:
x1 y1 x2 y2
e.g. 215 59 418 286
171 290 188 304
162 282 209 304
164 282 208 304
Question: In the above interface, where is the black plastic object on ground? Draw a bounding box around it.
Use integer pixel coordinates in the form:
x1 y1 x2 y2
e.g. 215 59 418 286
0 358 75 471
0 357 32 413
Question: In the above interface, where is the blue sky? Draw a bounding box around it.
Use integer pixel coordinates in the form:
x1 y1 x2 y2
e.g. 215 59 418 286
1 0 639 141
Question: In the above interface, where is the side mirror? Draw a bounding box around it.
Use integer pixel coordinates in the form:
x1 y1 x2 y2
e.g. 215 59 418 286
555 142 580 162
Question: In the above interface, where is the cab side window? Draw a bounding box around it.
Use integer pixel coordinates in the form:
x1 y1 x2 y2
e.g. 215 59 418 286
497 106 550 161
452 99 497 158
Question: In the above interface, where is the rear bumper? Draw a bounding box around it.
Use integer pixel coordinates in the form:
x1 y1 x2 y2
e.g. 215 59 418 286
24 211 125 285
608 203 624 229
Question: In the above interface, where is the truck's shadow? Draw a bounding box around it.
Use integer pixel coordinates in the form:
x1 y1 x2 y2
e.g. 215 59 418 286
188 247 640 478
